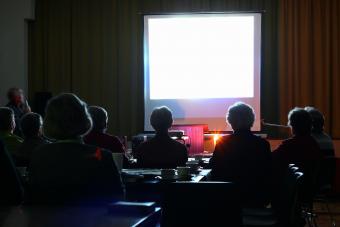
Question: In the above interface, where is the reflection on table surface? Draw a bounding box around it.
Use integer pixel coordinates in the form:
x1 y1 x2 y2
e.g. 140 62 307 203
0 205 160 227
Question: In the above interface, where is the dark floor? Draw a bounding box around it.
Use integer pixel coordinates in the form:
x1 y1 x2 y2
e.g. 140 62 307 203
314 198 340 227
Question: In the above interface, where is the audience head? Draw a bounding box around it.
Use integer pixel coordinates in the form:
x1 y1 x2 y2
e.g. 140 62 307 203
7 87 24 105
150 106 173 134
43 93 92 140
304 106 325 133
88 106 108 133
288 107 312 136
227 102 255 131
0 107 15 133
20 112 43 138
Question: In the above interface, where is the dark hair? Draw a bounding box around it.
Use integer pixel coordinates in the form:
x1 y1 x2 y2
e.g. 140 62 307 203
43 93 92 140
20 113 43 138
88 106 108 132
288 107 312 135
150 106 173 132
304 106 324 133
227 102 255 130
0 107 15 131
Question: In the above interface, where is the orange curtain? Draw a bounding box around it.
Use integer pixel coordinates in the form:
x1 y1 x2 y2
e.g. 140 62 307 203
279 0 340 138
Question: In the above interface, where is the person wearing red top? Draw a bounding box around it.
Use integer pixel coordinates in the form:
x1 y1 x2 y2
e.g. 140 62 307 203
84 106 125 154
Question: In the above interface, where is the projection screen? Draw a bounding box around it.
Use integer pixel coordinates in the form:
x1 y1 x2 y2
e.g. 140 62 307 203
144 13 262 131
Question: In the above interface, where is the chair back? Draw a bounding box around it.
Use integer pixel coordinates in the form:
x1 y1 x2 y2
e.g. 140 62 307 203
161 182 242 227
276 167 304 227
318 155 336 189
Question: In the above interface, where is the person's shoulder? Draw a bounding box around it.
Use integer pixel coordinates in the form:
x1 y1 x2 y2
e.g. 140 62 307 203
172 138 187 150
272 137 293 153
217 134 232 144
104 133 119 140
253 135 270 147
136 139 154 155
317 132 333 141
280 137 295 145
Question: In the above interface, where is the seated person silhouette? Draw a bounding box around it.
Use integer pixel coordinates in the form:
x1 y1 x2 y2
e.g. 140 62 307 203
272 107 322 205
136 106 188 169
16 112 48 167
84 106 125 153
304 106 334 156
84 106 130 168
27 93 124 205
209 102 272 207
0 107 23 158
305 107 335 188
6 87 31 136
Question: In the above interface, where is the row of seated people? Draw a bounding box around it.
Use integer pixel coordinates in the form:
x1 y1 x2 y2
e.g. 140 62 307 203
0 91 335 209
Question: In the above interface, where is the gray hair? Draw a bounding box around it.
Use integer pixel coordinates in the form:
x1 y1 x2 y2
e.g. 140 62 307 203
304 106 324 133
288 107 312 135
88 106 108 132
43 93 92 140
227 102 255 130
150 106 173 132
20 112 43 138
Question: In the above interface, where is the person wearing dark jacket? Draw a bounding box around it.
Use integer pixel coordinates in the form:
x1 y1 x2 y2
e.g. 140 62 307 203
16 112 48 167
136 106 188 169
305 106 334 156
27 93 124 205
0 107 23 158
272 108 322 206
209 102 272 207
0 139 24 205
84 106 130 168
84 106 125 154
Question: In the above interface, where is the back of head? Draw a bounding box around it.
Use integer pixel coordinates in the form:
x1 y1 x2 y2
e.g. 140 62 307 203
43 93 92 140
227 102 255 131
0 107 15 132
20 112 43 138
304 106 324 133
288 107 312 136
88 106 108 132
150 106 173 133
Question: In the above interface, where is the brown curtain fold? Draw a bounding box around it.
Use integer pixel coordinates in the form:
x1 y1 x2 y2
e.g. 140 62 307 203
28 0 278 136
279 0 340 138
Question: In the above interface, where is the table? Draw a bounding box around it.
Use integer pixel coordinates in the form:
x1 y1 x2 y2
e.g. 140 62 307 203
121 168 211 183
121 169 211 202
0 205 160 227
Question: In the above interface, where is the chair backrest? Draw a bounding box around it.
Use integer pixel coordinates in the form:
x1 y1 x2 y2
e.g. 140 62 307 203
161 182 242 227
277 168 304 226
318 155 336 189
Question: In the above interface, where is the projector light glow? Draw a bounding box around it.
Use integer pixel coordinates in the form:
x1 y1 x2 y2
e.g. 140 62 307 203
143 13 262 131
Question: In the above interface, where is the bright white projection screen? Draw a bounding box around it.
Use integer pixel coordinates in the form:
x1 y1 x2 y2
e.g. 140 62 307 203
143 13 262 131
